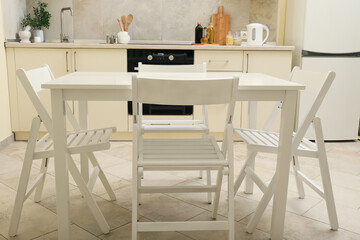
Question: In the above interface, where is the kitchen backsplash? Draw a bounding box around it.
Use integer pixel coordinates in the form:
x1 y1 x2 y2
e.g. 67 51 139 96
21 0 277 42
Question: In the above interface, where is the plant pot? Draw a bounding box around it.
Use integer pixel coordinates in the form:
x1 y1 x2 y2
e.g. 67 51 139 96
32 29 44 42
19 30 31 43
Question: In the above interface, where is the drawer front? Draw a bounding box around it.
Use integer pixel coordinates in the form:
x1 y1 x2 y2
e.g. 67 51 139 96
195 50 243 71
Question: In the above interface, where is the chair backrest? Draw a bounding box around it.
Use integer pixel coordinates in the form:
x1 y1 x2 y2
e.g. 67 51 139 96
132 75 238 132
132 75 239 107
291 67 336 147
16 65 54 134
137 62 209 126
138 62 206 73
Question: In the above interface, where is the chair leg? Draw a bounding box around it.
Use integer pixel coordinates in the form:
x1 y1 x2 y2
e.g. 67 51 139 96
246 176 276 233
132 128 138 240
87 153 116 201
132 170 138 240
226 125 235 240
206 170 212 204
199 170 203 179
137 170 142 207
228 171 235 240
34 158 48 202
9 117 41 237
245 159 255 194
292 156 305 199
313 118 338 230
67 154 110 234
212 169 223 219
234 151 257 195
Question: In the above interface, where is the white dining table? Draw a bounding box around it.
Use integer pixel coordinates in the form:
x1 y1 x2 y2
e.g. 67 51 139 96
42 71 305 240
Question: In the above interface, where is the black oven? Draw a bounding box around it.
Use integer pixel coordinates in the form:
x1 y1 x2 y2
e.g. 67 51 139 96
127 49 194 115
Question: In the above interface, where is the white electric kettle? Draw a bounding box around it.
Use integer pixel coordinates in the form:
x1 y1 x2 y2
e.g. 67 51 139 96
246 23 269 46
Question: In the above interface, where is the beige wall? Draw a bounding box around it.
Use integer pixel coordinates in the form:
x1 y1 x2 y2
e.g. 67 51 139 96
2 0 26 39
0 0 12 141
26 0 278 42
284 0 306 67
26 0 73 41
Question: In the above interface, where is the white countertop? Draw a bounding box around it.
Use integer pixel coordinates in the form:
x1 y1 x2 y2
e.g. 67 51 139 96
5 42 295 51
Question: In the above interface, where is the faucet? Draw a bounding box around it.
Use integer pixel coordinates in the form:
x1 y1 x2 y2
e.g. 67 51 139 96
60 7 73 43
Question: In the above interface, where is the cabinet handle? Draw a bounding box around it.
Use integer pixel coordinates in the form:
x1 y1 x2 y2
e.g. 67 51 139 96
74 51 77 72
208 59 229 63
66 51 69 72
246 53 249 73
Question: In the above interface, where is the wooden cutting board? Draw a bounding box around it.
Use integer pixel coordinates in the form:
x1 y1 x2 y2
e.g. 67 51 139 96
211 6 230 45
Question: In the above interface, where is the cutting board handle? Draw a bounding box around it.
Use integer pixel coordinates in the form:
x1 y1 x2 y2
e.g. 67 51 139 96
218 6 224 15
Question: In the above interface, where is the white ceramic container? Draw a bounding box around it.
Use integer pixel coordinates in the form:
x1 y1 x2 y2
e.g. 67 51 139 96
117 31 130 44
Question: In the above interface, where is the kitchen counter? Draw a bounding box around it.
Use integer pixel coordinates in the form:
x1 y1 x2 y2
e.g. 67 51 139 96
5 42 295 51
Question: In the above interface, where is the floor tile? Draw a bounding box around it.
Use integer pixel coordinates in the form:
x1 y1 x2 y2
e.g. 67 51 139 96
304 201 360 235
181 211 270 240
39 189 131 236
137 193 205 222
0 153 24 175
0 183 58 240
0 141 27 162
0 167 76 202
99 218 193 240
100 180 132 211
103 161 186 186
168 180 260 221
241 206 360 240
316 171 360 192
32 224 100 240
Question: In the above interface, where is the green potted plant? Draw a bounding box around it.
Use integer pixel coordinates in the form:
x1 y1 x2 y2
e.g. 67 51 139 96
21 1 51 42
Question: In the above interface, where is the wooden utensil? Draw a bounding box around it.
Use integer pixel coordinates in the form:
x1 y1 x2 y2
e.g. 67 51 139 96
211 6 230 45
117 18 124 31
125 14 133 31
121 16 127 32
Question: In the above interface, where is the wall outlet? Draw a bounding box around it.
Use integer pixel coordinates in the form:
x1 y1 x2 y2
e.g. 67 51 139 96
240 31 248 39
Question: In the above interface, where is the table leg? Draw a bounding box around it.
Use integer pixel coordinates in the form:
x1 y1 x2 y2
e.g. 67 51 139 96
245 101 257 194
51 89 70 239
79 101 89 183
270 90 297 240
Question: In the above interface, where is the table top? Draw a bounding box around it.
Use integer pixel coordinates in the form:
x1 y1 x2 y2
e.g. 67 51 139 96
42 72 305 91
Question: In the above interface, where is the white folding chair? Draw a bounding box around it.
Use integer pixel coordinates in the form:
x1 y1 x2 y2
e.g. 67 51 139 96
234 67 339 233
138 62 213 202
9 65 116 237
132 74 239 240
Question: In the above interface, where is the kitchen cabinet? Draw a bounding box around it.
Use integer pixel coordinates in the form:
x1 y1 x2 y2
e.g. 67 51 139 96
194 50 243 132
6 48 128 140
241 50 292 131
7 48 72 135
71 49 128 131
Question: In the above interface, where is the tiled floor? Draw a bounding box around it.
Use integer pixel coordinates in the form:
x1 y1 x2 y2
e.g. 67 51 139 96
0 140 359 240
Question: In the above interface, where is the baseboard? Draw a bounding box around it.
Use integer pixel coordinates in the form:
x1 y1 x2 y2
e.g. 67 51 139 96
0 134 14 150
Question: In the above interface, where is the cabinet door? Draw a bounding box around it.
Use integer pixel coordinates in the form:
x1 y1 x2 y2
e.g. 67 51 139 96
194 50 243 133
14 48 72 132
242 51 292 131
72 49 128 131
